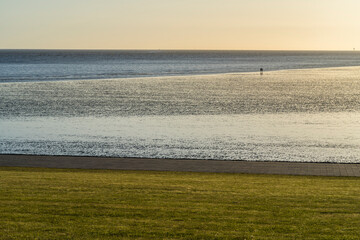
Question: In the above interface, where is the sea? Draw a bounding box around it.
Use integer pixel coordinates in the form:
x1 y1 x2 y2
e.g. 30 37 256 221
0 50 359 163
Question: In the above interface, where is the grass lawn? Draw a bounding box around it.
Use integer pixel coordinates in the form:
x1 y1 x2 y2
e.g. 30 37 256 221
0 167 359 239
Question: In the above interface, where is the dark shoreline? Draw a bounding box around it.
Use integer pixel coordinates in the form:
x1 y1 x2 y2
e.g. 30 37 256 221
1 154 359 177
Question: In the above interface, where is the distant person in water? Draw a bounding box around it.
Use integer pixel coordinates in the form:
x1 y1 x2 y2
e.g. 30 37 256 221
260 68 263 75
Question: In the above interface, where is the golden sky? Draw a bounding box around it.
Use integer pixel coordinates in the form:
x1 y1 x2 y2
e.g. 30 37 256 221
1 0 360 50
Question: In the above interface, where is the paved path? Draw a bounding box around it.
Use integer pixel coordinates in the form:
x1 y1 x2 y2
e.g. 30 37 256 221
0 154 359 177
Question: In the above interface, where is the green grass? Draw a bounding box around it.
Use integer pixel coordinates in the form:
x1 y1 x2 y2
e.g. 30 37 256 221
0 167 359 239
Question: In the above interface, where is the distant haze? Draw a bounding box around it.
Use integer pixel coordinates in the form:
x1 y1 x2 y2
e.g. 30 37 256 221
1 0 360 50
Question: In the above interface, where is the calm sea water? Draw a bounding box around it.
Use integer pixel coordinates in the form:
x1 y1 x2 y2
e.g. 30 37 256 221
1 50 360 82
0 50 359 162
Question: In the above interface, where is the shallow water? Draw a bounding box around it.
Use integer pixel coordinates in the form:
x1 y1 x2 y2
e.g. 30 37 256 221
1 112 359 162
1 67 359 162
2 50 360 82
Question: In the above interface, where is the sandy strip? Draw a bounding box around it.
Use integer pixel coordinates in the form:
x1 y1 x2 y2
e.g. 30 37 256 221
0 154 359 177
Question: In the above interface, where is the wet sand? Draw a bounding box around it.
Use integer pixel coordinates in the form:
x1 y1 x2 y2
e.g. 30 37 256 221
0 154 359 177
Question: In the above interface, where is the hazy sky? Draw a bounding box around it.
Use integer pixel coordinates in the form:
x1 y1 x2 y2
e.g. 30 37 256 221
1 0 360 50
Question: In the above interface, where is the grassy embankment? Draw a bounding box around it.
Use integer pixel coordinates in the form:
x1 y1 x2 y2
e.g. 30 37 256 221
0 167 359 239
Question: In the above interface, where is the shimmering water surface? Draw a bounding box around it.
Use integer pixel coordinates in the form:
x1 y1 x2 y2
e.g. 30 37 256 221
1 113 359 162
0 51 359 162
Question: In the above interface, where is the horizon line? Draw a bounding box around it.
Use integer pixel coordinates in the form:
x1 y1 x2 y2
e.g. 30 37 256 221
0 48 358 52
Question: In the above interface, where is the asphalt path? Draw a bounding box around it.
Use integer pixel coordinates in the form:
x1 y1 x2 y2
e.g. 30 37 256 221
1 154 359 177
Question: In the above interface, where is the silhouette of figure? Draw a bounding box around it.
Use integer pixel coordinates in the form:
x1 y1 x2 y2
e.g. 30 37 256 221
260 68 263 75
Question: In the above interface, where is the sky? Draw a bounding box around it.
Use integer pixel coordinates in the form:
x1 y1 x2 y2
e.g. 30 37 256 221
1 0 360 50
